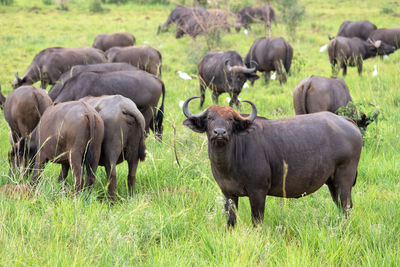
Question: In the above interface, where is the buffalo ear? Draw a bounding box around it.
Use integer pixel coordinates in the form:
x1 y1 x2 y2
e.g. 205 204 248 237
246 73 259 83
234 118 252 132
183 117 207 133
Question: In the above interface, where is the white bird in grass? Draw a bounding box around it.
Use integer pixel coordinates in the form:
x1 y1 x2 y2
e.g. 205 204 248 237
372 65 378 77
179 100 184 108
177 71 192 80
271 72 276 80
243 82 249 88
244 29 249 35
384 55 389 60
319 44 328 52
226 97 231 104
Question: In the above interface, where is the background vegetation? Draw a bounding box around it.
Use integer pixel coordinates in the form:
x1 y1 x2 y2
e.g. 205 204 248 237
0 0 399 265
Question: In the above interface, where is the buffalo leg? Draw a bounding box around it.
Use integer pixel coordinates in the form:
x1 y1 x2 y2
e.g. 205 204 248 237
264 71 270 85
212 91 219 105
69 153 85 193
274 61 286 85
357 58 363 76
58 164 70 182
224 194 239 228
333 164 357 213
326 177 339 207
105 163 117 201
342 64 347 76
127 159 139 197
200 83 206 108
331 62 339 77
229 92 240 109
31 159 45 186
248 191 266 226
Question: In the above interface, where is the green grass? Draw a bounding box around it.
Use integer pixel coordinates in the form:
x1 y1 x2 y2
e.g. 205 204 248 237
1 0 400 265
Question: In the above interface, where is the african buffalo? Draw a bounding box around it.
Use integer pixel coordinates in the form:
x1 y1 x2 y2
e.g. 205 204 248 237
157 5 208 38
1 85 52 143
49 63 137 100
105 46 162 77
292 75 379 131
15 101 104 193
50 70 165 139
12 47 107 89
80 95 146 200
198 50 258 108
336 20 377 40
328 37 396 76
369 28 400 49
245 37 293 85
235 5 276 32
207 9 231 32
92 32 136 51
183 97 362 227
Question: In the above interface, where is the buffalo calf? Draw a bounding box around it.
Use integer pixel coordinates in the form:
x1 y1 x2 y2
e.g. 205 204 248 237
183 97 362 227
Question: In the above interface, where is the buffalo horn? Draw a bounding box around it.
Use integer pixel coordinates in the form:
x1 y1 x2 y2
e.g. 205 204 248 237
182 96 206 118
374 40 382 48
241 100 257 122
249 60 258 69
14 72 22 83
242 64 257 74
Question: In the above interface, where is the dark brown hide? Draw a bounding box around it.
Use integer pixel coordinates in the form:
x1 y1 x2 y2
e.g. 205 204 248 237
51 70 165 139
337 20 377 40
245 37 293 85
92 32 136 51
293 75 352 114
106 46 162 77
183 98 362 227
328 37 395 76
19 101 104 193
79 95 146 200
48 63 138 100
12 47 106 89
198 50 258 108
369 28 400 49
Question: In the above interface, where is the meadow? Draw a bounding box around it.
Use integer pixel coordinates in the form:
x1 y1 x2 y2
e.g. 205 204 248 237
0 0 399 265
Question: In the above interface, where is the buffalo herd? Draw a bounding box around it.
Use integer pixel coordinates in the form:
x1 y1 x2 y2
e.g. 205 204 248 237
0 4 398 227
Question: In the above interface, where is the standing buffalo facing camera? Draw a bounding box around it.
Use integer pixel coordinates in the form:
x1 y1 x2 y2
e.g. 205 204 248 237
183 97 362 227
92 32 136 51
245 37 293 85
105 46 162 78
198 50 258 108
328 37 395 76
12 47 106 89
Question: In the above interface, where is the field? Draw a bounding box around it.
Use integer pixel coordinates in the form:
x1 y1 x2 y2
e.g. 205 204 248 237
0 0 400 265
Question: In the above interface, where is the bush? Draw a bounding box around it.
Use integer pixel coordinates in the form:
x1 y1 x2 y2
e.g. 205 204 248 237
42 0 53 5
89 0 104 12
277 0 305 40
0 0 13 5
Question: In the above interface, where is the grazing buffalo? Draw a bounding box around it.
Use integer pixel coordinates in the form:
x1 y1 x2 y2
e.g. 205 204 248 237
183 97 362 227
207 9 231 32
245 37 293 85
50 70 165 139
369 28 400 49
336 20 377 40
49 63 137 100
105 46 162 77
198 50 258 108
235 5 276 32
1 85 52 143
92 32 136 51
15 101 104 192
12 47 107 89
157 5 208 38
80 95 146 200
328 37 395 76
293 76 380 131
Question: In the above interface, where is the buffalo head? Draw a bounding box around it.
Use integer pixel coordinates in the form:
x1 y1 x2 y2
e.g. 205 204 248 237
183 96 257 146
367 39 396 56
12 72 27 89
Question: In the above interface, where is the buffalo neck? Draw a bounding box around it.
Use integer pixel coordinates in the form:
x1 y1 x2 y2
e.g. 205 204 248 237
208 139 234 172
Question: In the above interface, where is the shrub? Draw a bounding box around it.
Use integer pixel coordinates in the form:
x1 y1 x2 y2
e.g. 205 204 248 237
0 0 13 5
42 0 53 5
89 0 104 12
277 0 305 40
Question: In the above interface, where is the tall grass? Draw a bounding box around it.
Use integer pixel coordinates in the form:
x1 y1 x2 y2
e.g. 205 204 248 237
0 0 399 265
